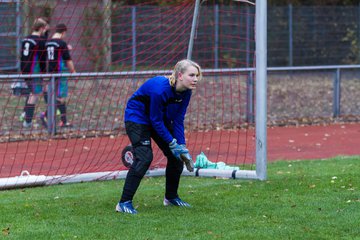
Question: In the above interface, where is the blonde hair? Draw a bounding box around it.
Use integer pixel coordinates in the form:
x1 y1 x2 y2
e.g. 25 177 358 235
168 59 202 87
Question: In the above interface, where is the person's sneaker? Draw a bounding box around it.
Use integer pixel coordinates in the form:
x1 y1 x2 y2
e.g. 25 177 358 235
115 201 138 214
19 112 26 122
22 121 32 128
39 112 47 128
163 197 191 207
59 121 73 128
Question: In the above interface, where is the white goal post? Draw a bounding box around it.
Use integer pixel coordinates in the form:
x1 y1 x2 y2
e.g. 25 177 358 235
254 0 267 180
186 0 267 180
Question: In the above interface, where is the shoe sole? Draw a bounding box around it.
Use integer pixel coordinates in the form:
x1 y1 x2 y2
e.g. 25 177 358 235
163 199 171 206
115 204 122 212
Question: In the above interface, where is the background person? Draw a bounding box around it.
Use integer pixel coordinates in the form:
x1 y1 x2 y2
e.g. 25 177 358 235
43 23 76 128
20 18 49 128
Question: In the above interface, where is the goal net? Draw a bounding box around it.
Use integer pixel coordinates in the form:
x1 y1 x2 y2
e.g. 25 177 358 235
0 0 266 189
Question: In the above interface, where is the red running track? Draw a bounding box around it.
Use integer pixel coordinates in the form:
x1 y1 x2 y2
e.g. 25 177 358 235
1 123 359 178
268 123 360 161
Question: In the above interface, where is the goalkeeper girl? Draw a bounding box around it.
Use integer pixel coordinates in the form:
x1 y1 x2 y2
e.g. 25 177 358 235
116 59 202 214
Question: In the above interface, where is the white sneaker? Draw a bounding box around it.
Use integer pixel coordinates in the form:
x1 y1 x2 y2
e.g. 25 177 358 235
19 112 25 122
23 121 32 128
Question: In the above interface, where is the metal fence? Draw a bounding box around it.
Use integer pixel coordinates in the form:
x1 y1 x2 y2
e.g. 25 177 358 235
0 0 20 71
1 65 359 131
267 65 360 124
111 5 360 69
1 3 360 124
1 4 360 70
268 5 360 67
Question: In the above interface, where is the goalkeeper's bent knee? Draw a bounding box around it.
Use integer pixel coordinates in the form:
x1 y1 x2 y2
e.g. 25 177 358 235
131 145 153 177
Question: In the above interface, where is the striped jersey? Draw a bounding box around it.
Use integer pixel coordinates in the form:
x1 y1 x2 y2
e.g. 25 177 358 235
20 35 47 74
46 38 71 73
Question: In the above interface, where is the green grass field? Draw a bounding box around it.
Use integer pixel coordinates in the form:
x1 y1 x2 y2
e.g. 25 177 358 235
1 156 359 240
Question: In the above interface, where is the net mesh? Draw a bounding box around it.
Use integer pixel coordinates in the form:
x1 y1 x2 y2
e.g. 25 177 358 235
0 0 256 187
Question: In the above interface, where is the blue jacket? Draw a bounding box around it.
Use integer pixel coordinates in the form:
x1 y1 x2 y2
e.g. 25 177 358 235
124 76 191 144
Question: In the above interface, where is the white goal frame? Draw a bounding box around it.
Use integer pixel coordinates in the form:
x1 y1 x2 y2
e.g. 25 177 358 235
0 0 267 189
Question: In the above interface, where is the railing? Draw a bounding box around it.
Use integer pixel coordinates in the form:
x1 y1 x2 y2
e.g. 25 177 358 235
1 64 359 134
267 64 360 118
